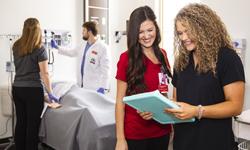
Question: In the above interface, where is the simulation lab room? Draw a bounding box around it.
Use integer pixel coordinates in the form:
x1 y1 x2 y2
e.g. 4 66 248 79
0 0 250 150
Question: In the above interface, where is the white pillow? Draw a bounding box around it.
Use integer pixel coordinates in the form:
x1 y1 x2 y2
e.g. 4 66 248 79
237 109 250 123
52 81 75 98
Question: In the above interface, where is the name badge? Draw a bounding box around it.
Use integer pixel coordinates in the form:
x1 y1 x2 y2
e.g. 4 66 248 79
158 72 168 93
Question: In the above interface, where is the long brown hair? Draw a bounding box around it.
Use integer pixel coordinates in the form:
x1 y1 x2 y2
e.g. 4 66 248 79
174 3 233 74
13 18 42 56
126 6 171 95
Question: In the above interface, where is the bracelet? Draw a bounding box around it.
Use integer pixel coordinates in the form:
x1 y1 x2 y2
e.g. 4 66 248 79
197 105 204 120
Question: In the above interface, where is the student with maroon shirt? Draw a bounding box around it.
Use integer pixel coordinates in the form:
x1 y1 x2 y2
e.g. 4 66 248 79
115 6 172 150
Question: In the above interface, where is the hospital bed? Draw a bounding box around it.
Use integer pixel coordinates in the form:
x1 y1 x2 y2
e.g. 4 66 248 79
39 82 116 150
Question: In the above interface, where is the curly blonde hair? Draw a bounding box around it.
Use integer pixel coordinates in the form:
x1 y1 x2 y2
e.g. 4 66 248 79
174 3 234 74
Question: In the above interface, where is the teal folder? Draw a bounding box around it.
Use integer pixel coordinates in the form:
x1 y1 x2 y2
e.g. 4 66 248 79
123 90 195 124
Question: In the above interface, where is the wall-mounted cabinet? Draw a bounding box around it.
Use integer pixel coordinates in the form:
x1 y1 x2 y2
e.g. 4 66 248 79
84 0 109 44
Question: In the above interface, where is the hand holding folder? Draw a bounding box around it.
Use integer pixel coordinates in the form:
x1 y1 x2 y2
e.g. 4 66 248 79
123 90 195 124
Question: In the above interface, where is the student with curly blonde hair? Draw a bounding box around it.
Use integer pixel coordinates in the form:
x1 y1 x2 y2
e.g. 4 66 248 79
165 3 245 150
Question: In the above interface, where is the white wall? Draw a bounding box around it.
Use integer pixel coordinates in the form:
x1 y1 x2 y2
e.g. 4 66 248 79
0 0 84 86
201 0 250 110
0 0 83 139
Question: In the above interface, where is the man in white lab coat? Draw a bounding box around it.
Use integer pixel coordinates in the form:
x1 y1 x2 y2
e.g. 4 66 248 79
51 21 111 94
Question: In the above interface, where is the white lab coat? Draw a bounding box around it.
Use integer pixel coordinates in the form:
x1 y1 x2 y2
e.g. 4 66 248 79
58 39 111 91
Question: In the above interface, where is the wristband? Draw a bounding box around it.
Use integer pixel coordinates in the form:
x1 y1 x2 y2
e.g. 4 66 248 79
197 105 204 120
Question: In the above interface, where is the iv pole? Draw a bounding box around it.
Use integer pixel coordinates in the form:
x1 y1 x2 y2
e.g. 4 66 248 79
4 37 15 150
0 34 18 150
